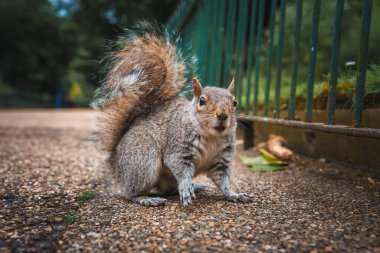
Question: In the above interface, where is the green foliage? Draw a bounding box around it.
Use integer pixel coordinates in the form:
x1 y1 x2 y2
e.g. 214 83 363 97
0 0 179 107
0 80 15 94
58 213 80 225
78 191 96 201
365 65 380 95
241 0 380 113
0 0 78 95
272 0 380 82
56 0 179 106
240 64 380 112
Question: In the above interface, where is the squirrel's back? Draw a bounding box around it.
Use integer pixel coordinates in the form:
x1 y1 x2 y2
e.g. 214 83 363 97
91 25 194 153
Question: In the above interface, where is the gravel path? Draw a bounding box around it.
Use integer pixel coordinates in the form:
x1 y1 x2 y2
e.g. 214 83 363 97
0 110 379 252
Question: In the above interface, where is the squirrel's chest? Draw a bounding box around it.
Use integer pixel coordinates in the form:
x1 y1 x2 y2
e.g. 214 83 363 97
193 136 224 173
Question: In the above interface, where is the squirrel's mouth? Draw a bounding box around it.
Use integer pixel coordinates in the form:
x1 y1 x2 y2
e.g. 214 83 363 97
214 125 226 132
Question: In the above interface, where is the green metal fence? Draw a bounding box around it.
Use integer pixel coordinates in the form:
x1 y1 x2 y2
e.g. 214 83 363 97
167 0 380 139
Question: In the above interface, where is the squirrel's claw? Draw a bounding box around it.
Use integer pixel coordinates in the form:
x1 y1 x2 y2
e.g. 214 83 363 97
179 181 195 206
227 192 252 203
193 183 207 193
132 197 167 207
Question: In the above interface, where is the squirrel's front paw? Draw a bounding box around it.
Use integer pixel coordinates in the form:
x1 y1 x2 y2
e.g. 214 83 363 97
227 192 252 203
178 181 195 206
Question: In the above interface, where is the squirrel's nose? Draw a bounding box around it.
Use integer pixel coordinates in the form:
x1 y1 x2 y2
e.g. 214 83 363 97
217 113 228 122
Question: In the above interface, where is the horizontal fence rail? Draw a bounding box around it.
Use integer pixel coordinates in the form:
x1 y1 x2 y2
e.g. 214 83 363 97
168 0 379 139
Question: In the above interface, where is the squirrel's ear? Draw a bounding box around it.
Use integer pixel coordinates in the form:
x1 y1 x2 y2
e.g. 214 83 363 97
227 78 235 94
192 77 202 97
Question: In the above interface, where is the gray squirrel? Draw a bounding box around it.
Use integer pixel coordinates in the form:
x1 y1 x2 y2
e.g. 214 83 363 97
91 26 252 206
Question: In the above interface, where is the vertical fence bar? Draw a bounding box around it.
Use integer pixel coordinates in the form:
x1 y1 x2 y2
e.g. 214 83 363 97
274 0 286 118
203 0 213 84
191 11 199 58
234 0 244 96
208 0 219 85
222 0 238 88
166 0 196 36
244 0 258 115
354 0 372 127
305 0 321 122
214 0 227 86
197 1 208 82
234 0 243 96
263 0 277 116
326 0 345 125
235 0 249 114
203 1 214 82
288 0 303 120
253 0 265 115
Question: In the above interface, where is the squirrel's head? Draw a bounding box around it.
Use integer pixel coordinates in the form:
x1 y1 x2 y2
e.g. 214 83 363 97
192 77 237 136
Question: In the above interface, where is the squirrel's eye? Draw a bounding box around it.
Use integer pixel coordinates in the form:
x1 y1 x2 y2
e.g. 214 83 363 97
233 100 237 107
199 97 206 106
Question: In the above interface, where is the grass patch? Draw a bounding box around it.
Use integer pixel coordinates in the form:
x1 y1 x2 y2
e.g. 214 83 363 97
58 213 80 225
78 191 96 201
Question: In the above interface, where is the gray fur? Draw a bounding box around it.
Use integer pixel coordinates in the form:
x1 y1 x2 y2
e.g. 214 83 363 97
111 88 252 206
132 197 167 207
93 29 251 206
193 182 207 193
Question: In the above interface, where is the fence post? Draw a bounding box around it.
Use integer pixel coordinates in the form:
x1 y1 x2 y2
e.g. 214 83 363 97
263 0 277 117
235 0 250 114
354 0 372 127
326 0 345 125
214 0 227 86
222 0 238 87
305 0 321 122
245 0 258 115
288 0 303 120
274 0 286 118
253 0 265 116
241 120 254 150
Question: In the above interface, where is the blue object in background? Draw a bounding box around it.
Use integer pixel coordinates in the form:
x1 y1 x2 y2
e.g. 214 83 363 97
55 87 64 108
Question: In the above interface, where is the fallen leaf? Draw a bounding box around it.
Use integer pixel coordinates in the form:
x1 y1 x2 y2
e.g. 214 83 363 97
240 152 287 172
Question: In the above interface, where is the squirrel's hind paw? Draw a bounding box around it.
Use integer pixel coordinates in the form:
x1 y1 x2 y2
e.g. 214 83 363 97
193 183 207 193
132 197 167 207
227 193 252 203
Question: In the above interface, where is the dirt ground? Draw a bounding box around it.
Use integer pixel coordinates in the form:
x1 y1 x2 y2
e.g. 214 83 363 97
0 109 379 252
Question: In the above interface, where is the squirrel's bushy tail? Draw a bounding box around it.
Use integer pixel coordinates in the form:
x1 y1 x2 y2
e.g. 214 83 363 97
91 25 194 152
